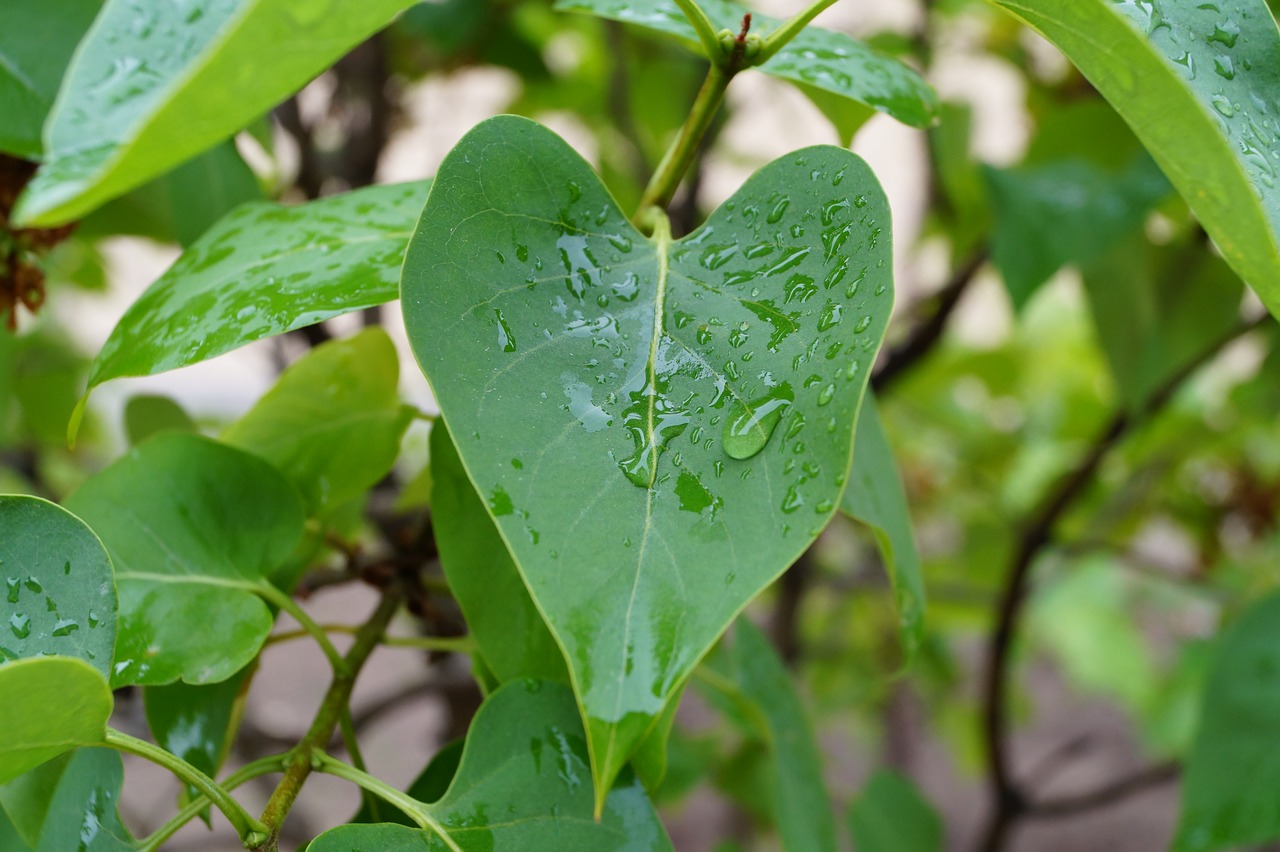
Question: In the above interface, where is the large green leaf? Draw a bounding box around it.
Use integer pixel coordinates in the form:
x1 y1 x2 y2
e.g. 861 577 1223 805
989 0 1280 318
224 328 414 514
702 620 837 852
0 0 101 159
847 769 941 852
555 0 938 129
64 433 305 686
0 657 111 784
309 680 673 851
430 423 569 685
402 115 892 803
0 496 116 676
0 749 135 851
12 0 417 226
1175 591 1280 850
840 394 925 657
82 180 428 404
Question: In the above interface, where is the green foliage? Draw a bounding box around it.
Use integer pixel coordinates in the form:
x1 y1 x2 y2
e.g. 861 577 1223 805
847 770 941 852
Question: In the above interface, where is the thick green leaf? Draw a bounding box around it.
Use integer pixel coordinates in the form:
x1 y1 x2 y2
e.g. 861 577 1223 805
83 180 428 400
840 395 925 657
64 433 305 686
13 0 418 225
0 657 111 784
0 496 116 676
1175 591 1280 851
0 749 134 851
989 0 1280 318
402 115 892 799
430 423 569 684
144 669 248 781
554 0 938 128
0 0 101 159
224 328 414 513
847 769 941 852
123 395 196 446
309 680 673 851
703 620 837 852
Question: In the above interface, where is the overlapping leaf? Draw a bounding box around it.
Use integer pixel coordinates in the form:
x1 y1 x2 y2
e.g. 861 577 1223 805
65 433 305 686
13 0 418 225
555 0 938 129
402 115 892 802
0 658 112 785
0 748 135 850
309 680 672 851
847 769 941 852
990 0 1280 318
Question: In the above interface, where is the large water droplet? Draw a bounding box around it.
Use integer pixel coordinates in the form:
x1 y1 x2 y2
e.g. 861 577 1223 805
722 383 794 460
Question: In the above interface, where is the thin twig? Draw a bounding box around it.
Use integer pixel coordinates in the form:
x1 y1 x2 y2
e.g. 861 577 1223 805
1027 761 1179 819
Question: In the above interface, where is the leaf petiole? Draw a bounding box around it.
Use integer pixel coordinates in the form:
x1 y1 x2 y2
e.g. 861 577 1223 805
254 582 350 676
756 0 842 66
672 0 724 60
137 754 288 852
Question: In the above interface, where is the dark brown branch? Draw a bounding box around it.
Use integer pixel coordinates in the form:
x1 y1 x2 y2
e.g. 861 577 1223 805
1027 761 1179 819
872 248 988 394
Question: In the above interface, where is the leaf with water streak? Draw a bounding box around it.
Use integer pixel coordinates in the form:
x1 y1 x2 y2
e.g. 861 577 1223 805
989 0 1280 318
0 748 135 850
13 0 418 225
402 115 892 805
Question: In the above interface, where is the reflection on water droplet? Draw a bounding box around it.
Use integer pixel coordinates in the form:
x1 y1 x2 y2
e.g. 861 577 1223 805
722 383 794 460
494 309 517 353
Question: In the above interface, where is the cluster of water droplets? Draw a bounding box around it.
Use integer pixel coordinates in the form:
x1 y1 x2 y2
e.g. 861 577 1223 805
2 558 103 658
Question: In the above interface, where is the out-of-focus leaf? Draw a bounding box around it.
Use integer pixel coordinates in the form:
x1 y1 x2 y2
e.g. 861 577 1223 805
122 395 196 446
0 748 134 850
0 658 111 784
224 328 413 513
848 769 942 852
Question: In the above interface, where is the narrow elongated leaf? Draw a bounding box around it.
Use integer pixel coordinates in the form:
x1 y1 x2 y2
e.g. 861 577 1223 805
702 620 837 852
65 433 305 686
0 749 135 851
847 769 941 852
1176 591 1280 851
224 328 414 513
84 180 428 398
839 395 925 656
989 0 1280 317
13 0 418 225
430 423 569 684
0 0 101 159
0 496 116 676
402 116 892 804
0 657 111 784
554 0 938 128
309 680 673 851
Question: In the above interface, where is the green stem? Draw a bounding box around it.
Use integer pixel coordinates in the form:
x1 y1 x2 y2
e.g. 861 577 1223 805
756 0 842 65
103 729 270 848
381 634 477 654
138 754 287 852
255 582 349 676
311 751 463 850
338 706 383 821
635 63 732 221
672 0 724 60
255 589 402 850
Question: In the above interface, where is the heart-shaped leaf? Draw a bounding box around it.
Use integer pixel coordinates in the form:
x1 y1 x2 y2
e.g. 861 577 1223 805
308 680 673 851
0 657 111 784
555 0 938 129
402 115 892 801
82 180 428 409
224 328 414 514
0 748 135 850
989 0 1280 318
0 496 116 676
64 433 305 686
13 0 418 226
840 394 925 657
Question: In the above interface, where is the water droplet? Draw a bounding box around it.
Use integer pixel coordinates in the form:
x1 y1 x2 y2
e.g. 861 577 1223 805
63 561 71 575
1211 94 1236 117
722 383 794 460
780 483 804 513
817 383 836 406
52 619 80 637
1214 54 1235 79
766 196 790 224
494 309 517 353
854 315 873 333
489 486 514 516
511 458 524 469
88 610 100 628
496 250 506 264
817 303 843 331
23 577 42 594
1208 21 1240 48
516 244 530 262
567 180 582 202
5 577 18 604
607 234 633 253
9 613 30 639
821 198 850 225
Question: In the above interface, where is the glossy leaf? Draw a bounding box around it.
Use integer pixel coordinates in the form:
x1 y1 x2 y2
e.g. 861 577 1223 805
554 0 938 128
349 739 464 826
839 395 925 656
702 620 837 851
0 496 116 676
144 669 249 781
83 180 429 400
989 0 1280 318
429 423 569 685
64 433 305 686
122 395 196 446
13 0 418 226
0 748 135 851
847 769 942 852
402 116 892 800
224 328 414 513
0 657 111 784
1175 591 1280 851
309 680 673 851
0 0 101 159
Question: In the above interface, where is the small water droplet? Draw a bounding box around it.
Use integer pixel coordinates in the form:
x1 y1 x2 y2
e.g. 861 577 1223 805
516 244 529 262
780 483 804 513
489 486 514 516
817 303 843 331
495 309 517 353
23 577 42 594
854 315 873 333
9 612 30 639
5 577 18 604
817 383 836 406
52 619 80 637
722 383 794 460
1211 94 1236 117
